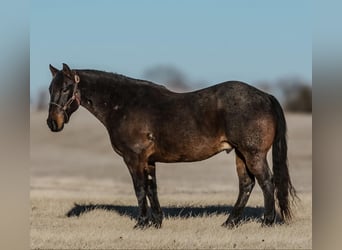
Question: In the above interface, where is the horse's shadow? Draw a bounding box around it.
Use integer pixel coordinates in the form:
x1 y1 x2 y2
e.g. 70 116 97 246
66 203 265 222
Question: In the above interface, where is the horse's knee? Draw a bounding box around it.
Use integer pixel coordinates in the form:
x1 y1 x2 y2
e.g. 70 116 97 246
258 176 274 190
238 175 255 197
241 180 255 194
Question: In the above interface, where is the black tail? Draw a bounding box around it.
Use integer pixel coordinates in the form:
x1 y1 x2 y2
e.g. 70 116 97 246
269 95 297 222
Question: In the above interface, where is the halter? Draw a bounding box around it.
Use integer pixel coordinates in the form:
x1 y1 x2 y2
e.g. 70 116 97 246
50 74 80 121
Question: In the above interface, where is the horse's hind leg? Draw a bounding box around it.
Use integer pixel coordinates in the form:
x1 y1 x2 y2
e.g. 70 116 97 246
223 150 255 228
244 152 276 226
145 162 163 228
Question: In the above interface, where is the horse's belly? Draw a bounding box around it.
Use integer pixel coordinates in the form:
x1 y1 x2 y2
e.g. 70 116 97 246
153 139 233 163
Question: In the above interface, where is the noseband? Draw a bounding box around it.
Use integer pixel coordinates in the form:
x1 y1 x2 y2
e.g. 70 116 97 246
50 74 80 121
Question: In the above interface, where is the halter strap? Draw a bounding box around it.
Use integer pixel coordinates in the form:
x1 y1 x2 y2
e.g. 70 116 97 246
49 101 70 121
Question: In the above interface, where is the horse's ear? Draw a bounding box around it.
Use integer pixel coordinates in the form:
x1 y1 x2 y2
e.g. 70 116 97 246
49 64 58 77
62 63 71 74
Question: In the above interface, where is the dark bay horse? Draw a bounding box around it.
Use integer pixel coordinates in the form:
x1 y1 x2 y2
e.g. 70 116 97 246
47 63 296 229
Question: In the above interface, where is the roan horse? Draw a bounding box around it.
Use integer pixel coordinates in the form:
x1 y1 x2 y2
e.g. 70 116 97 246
47 63 296 229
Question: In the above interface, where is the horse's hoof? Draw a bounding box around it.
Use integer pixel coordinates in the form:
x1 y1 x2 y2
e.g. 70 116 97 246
133 223 149 229
261 219 275 227
151 221 162 229
221 221 239 229
261 223 274 228
133 218 150 229
150 214 163 229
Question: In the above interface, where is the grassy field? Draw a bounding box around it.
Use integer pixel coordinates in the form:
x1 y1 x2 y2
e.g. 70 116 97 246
30 109 312 249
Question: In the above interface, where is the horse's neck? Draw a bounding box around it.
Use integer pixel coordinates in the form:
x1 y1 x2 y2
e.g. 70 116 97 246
77 71 119 126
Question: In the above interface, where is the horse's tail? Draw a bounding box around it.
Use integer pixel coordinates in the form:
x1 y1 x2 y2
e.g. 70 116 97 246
269 95 297 222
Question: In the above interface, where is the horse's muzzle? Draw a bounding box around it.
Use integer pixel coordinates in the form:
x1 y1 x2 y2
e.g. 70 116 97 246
47 117 64 132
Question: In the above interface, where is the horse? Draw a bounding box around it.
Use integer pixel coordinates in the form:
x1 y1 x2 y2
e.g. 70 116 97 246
46 63 296 229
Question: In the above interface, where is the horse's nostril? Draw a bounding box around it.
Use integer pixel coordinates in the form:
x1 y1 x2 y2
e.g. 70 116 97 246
47 118 58 131
47 119 52 129
51 120 57 131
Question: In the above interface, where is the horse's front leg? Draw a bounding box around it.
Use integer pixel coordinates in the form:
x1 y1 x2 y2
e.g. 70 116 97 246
123 155 149 229
145 162 163 228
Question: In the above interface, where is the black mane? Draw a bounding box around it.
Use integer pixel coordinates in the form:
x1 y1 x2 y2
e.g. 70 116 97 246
76 69 166 89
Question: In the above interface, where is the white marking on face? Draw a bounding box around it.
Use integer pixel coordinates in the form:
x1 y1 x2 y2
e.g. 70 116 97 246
148 174 153 180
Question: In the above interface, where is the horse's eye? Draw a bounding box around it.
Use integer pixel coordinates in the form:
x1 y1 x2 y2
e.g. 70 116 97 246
61 88 69 94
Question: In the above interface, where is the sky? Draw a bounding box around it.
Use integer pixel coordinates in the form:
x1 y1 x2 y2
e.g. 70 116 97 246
30 0 311 98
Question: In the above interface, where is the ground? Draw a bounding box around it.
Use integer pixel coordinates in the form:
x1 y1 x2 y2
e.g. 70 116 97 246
30 109 312 249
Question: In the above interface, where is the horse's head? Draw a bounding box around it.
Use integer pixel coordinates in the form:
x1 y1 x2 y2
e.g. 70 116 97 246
46 63 81 132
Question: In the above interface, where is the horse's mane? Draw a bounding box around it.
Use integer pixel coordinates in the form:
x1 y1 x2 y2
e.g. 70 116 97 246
77 69 165 89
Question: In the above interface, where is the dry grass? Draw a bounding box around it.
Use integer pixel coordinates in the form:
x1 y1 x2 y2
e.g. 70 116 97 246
30 193 311 250
30 109 312 249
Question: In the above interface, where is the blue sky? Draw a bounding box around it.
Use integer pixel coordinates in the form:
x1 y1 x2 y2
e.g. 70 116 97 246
30 0 311 97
